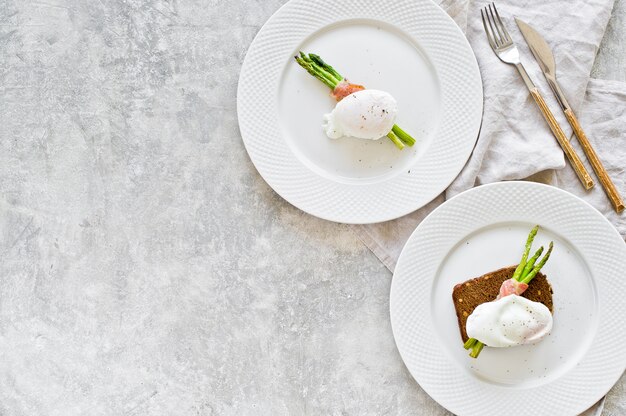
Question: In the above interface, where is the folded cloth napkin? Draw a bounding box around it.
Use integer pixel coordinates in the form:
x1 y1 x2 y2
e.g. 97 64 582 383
447 0 616 196
352 1 624 414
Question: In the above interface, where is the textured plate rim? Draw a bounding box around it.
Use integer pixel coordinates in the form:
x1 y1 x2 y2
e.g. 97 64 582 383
237 0 483 224
390 182 626 416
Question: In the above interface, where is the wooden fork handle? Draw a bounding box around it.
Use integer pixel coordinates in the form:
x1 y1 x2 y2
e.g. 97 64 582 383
529 88 594 190
564 108 624 212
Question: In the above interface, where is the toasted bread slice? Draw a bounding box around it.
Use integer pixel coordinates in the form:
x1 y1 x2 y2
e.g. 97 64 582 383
452 266 553 343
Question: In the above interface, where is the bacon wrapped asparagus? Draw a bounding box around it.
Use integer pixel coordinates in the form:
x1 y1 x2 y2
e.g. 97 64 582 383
464 226 554 358
294 52 416 150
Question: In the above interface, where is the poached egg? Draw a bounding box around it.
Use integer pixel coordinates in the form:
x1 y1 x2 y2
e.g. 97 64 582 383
466 295 553 348
323 89 398 140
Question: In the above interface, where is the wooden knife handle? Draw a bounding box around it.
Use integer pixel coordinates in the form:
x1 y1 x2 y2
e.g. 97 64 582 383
529 88 594 190
564 108 625 212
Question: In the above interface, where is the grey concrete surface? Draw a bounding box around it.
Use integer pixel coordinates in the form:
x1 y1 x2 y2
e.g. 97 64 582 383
0 0 623 415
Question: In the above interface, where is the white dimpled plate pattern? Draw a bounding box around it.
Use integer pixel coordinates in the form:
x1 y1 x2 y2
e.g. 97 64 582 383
390 181 626 416
237 0 483 224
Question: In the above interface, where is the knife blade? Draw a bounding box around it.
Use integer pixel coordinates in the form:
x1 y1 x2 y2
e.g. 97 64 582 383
515 18 570 111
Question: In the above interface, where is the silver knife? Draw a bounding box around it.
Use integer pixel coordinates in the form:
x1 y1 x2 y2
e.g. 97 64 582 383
516 18 624 212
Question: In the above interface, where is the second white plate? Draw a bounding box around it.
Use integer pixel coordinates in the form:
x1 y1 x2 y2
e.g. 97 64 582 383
237 0 483 223
390 182 626 416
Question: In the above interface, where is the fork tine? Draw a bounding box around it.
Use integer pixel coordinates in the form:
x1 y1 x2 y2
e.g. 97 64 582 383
484 5 501 46
488 4 506 44
480 9 497 50
491 3 511 43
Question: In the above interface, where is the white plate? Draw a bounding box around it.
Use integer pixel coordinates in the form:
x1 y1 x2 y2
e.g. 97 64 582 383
237 0 482 224
390 182 626 416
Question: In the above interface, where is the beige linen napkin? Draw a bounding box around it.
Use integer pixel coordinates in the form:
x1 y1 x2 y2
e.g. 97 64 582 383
447 0 616 196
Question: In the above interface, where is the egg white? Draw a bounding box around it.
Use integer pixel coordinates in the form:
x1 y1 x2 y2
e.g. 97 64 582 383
466 295 553 348
323 89 398 140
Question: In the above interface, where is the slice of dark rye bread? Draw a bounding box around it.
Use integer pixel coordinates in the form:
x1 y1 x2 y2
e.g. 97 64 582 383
452 266 554 343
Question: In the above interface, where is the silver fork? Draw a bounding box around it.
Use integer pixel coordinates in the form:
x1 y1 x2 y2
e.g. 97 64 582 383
481 3 594 190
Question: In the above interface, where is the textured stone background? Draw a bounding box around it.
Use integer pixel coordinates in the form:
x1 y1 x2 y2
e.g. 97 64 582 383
0 0 623 415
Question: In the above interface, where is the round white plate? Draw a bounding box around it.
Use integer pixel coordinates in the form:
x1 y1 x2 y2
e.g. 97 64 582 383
237 0 482 224
390 182 626 416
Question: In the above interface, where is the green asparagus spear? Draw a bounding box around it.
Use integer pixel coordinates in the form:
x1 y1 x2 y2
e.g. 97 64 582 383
392 125 416 146
294 56 337 89
386 131 405 150
520 246 544 280
512 225 539 281
469 341 484 358
294 52 417 148
463 338 477 350
521 242 554 284
300 52 342 85
308 53 344 81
